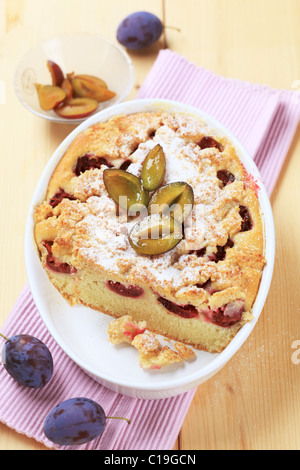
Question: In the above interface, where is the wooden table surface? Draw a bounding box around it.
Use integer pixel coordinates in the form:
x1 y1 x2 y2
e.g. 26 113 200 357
0 0 299 451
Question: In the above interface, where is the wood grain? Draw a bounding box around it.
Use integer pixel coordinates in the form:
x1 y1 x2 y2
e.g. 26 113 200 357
0 0 299 450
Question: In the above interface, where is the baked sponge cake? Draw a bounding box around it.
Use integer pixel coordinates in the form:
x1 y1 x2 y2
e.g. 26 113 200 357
33 111 266 353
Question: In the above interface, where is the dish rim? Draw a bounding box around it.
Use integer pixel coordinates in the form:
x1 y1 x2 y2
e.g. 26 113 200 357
13 32 135 124
24 98 275 395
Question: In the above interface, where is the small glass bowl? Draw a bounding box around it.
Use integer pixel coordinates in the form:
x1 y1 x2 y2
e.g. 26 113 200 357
14 33 134 124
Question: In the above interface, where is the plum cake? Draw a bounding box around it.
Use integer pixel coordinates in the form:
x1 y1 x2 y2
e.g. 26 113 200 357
33 110 266 353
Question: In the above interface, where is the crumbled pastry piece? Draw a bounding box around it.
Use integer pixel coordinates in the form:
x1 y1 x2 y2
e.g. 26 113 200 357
130 331 160 354
174 342 196 360
107 315 147 344
107 317 194 370
132 333 182 370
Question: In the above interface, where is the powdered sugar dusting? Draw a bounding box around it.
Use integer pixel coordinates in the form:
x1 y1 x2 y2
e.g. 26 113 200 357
73 112 247 293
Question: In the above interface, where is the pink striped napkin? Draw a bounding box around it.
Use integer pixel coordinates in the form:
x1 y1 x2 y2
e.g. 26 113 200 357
1 49 299 450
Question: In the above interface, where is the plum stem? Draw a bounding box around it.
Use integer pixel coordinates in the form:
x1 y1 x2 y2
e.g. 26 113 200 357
106 416 131 425
0 332 8 341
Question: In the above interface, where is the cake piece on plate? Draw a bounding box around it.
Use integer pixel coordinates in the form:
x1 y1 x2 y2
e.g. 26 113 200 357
34 111 265 353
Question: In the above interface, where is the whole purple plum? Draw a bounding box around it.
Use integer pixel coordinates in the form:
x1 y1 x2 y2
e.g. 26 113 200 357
117 11 163 49
44 397 130 446
1 334 53 388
